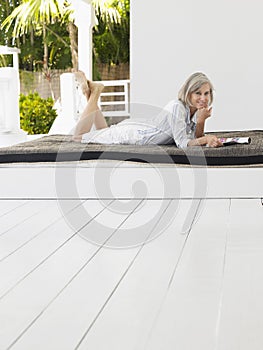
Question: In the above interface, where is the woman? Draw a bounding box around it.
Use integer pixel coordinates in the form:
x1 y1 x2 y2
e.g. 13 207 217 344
73 72 223 148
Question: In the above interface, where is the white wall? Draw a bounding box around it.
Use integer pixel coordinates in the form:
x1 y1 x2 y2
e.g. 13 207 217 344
131 0 263 131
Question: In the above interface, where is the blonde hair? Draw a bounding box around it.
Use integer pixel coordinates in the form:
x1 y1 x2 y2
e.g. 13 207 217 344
178 72 214 107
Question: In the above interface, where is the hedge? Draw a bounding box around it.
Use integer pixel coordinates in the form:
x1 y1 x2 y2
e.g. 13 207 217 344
19 92 57 134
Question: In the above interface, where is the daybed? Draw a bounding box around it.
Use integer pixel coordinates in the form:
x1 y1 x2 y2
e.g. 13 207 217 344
0 130 262 201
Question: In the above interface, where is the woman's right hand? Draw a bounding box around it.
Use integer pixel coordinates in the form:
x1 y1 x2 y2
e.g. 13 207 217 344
205 135 223 147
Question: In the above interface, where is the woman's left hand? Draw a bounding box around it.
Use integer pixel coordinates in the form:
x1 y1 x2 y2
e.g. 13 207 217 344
197 106 212 122
206 135 223 147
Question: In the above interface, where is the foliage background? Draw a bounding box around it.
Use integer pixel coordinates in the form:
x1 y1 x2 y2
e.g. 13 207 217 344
0 0 130 76
0 0 129 134
19 92 57 134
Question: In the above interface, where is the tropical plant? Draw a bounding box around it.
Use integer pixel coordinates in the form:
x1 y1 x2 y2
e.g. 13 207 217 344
1 0 129 71
0 0 19 44
19 92 57 134
93 0 129 66
1 0 73 69
92 0 124 23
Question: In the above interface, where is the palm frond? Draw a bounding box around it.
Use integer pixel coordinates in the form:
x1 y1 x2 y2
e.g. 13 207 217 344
92 0 122 23
1 0 70 37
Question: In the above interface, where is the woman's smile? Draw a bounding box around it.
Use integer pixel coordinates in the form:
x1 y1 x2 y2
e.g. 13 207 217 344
190 83 211 109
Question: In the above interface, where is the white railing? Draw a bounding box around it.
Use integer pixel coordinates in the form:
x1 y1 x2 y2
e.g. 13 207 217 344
0 45 20 71
98 79 130 118
74 78 130 120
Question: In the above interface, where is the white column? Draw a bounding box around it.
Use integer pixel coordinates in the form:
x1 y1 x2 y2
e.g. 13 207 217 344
12 52 19 71
0 67 27 147
48 73 79 134
49 0 96 135
73 0 96 79
0 46 27 147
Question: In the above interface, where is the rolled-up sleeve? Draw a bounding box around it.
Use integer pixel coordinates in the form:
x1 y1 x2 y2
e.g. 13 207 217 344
166 102 195 148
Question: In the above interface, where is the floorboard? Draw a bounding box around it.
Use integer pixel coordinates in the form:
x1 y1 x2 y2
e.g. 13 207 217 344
216 199 263 350
144 199 231 350
0 200 90 298
5 199 174 350
0 200 48 240
76 199 198 350
0 199 124 350
0 200 27 218
0 200 75 261
0 198 262 349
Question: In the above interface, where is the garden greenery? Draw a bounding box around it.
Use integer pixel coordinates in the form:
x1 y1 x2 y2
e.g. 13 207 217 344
19 92 57 134
0 0 130 72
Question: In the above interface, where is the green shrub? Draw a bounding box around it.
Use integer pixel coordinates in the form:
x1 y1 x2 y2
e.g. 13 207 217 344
19 92 57 134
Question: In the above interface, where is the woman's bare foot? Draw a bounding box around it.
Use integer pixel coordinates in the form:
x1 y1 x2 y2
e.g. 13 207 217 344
74 71 90 98
88 81 105 95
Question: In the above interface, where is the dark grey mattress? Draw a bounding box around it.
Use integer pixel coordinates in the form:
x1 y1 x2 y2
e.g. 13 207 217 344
0 130 262 166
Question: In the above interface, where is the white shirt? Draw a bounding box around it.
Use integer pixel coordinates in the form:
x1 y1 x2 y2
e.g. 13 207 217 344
136 100 197 148
81 100 197 148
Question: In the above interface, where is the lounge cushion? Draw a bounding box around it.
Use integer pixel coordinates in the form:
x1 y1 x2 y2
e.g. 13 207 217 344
0 130 262 166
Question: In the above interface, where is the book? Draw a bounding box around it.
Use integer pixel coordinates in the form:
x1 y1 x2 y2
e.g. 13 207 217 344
218 137 251 146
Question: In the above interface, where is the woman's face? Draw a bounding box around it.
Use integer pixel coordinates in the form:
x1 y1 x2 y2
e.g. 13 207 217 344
189 83 211 110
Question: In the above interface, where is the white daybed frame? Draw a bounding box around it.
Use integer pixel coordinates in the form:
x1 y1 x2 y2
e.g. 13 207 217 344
1 162 262 200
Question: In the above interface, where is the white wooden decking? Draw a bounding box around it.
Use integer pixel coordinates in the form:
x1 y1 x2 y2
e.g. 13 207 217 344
0 198 262 350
